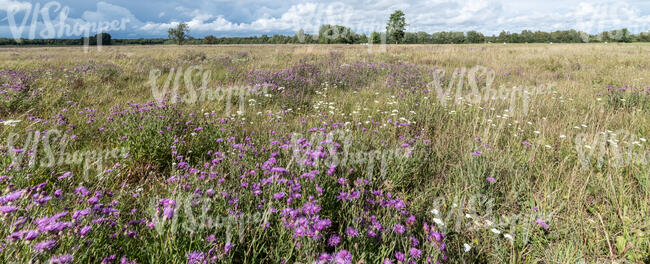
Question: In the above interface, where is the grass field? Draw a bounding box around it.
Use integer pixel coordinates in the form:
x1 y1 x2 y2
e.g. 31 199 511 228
0 43 648 263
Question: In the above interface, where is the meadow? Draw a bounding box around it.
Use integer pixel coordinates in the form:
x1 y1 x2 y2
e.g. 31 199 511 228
0 43 648 263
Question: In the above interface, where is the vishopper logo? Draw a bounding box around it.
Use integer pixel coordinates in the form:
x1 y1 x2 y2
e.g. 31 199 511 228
148 65 269 115
575 129 649 170
428 65 554 115
574 2 645 42
291 2 387 52
4 129 128 180
148 194 271 244
3 1 130 52
428 194 555 245
288 129 413 179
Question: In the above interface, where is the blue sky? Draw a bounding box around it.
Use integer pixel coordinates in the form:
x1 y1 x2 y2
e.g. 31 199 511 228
1 0 649 39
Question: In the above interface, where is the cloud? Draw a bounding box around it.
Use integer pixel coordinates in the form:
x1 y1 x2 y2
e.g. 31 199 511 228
0 0 31 12
0 1 140 39
1 0 649 38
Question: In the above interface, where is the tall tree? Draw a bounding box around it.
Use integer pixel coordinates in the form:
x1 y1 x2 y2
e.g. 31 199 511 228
168 23 190 45
386 10 407 44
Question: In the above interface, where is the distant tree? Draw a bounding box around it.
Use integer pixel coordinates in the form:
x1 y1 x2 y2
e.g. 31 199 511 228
168 23 190 45
611 28 631 43
204 35 217 44
318 25 357 44
80 33 111 45
520 30 534 43
466 30 484 43
386 10 407 44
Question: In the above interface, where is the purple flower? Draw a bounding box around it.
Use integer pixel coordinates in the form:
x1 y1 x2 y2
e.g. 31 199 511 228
75 186 90 197
34 240 57 251
58 172 72 180
536 219 549 229
334 250 352 264
409 248 422 259
50 254 74 264
395 252 405 261
224 242 233 254
345 227 358 237
186 251 205 264
0 205 18 214
406 215 416 225
0 189 25 203
383 259 394 264
328 234 340 246
487 177 496 183
273 192 286 200
393 224 406 234
25 230 40 241
80 225 92 236
522 141 532 146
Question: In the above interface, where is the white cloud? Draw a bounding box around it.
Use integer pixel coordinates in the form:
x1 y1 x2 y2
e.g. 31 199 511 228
0 0 31 12
1 0 649 38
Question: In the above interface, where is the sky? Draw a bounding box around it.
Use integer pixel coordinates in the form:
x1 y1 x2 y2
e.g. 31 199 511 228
0 0 649 39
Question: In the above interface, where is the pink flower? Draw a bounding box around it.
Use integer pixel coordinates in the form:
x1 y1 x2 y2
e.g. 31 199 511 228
536 219 549 229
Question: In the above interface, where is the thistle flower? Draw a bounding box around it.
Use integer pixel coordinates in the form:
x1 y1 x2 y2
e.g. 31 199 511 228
334 250 352 264
395 252 405 262
409 248 422 259
393 224 406 234
328 234 340 246
345 227 358 237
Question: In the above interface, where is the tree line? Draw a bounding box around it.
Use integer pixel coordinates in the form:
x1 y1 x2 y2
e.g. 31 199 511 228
2 10 649 46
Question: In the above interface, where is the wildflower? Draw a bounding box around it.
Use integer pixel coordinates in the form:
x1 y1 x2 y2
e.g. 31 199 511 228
58 172 72 180
536 219 549 229
463 243 472 252
75 186 90 197
273 192 286 200
486 177 496 183
0 189 25 203
34 240 57 251
186 251 205 264
334 250 352 264
409 248 422 259
345 227 358 237
50 254 73 264
224 242 233 254
393 224 406 234
0 205 18 214
328 234 341 246
395 252 405 262
80 225 92 236
25 230 40 241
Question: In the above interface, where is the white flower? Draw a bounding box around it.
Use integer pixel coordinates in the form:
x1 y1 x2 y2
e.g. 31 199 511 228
504 234 514 240
491 228 501 234
463 243 472 252
433 218 444 226
1 120 21 126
